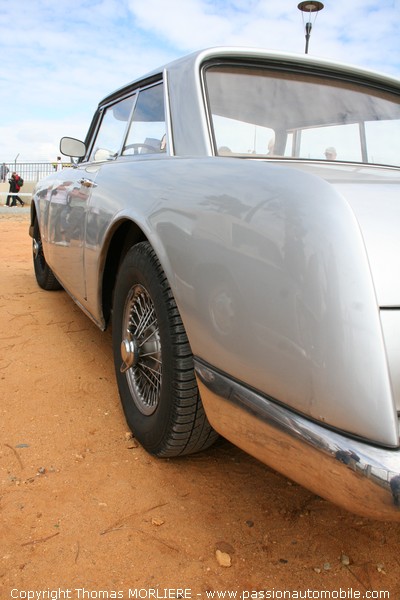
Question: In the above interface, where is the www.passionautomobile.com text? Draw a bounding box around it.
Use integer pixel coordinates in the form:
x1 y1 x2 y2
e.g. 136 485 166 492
8 587 390 600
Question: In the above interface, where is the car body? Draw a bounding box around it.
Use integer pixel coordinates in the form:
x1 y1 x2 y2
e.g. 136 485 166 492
29 47 400 521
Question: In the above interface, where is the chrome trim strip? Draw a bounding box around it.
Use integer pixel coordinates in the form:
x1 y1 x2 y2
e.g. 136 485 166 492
194 360 400 521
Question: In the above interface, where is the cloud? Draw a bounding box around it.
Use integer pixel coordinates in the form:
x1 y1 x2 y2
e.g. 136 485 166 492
126 0 400 71
127 0 235 49
0 0 398 162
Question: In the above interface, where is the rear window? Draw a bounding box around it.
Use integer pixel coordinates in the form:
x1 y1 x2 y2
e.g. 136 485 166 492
205 64 400 167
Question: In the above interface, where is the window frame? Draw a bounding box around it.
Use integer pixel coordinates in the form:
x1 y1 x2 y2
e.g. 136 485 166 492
84 77 167 164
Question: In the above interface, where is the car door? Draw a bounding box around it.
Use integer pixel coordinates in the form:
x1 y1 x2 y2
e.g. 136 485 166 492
82 82 167 321
46 167 97 300
48 93 138 303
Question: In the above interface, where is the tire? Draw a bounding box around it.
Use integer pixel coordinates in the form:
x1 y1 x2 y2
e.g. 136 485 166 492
32 219 62 291
112 241 218 457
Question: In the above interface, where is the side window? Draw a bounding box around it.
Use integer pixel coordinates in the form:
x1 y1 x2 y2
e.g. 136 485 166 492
122 83 166 155
89 94 136 162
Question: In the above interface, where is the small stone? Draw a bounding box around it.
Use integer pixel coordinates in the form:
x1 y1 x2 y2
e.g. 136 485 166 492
126 439 138 449
245 520 254 527
341 554 351 566
151 517 165 526
215 549 231 568
125 432 133 441
313 567 321 574
377 563 386 574
215 541 235 554
323 562 331 571
37 467 46 475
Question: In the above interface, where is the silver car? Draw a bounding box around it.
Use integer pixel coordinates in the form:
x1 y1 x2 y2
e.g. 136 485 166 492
29 47 400 521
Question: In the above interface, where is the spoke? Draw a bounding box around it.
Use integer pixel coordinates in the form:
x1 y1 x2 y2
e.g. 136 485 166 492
139 351 162 364
130 294 145 326
132 298 155 339
138 364 162 393
141 362 162 381
138 322 159 348
130 301 144 331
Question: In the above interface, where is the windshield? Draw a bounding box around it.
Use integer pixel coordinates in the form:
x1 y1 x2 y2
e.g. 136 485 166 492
205 64 400 167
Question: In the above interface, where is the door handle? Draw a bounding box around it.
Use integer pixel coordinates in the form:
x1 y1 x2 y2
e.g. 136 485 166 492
78 178 97 188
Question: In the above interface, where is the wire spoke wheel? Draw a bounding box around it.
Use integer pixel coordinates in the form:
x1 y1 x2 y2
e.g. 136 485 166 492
121 284 162 416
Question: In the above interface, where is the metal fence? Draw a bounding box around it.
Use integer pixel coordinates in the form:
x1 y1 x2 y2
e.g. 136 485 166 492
1 161 71 182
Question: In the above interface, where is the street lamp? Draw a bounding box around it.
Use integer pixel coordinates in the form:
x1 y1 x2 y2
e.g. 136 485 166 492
298 1 324 54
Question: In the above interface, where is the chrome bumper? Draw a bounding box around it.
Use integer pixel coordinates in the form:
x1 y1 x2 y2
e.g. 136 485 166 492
194 360 400 521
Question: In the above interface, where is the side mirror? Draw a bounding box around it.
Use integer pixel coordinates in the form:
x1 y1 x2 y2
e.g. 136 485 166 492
60 137 86 159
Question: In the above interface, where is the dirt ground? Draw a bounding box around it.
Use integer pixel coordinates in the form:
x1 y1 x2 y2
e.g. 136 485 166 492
1 211 400 598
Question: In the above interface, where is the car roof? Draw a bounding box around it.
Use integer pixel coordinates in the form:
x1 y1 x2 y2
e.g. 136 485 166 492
99 46 400 107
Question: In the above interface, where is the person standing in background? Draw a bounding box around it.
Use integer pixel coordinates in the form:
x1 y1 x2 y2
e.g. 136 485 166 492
6 172 24 206
0 163 9 182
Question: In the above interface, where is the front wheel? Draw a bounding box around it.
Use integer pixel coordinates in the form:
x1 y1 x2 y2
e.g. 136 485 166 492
112 242 218 457
32 219 62 291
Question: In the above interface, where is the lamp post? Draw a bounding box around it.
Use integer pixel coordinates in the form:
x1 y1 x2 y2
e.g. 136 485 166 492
297 1 324 54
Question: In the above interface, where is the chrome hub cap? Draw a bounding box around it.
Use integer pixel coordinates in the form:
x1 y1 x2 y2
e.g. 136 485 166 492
33 238 40 259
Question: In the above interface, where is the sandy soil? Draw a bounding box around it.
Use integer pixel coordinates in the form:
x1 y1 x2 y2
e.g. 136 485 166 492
1 212 400 598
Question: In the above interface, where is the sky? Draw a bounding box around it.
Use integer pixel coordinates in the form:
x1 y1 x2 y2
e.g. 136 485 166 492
0 0 399 163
